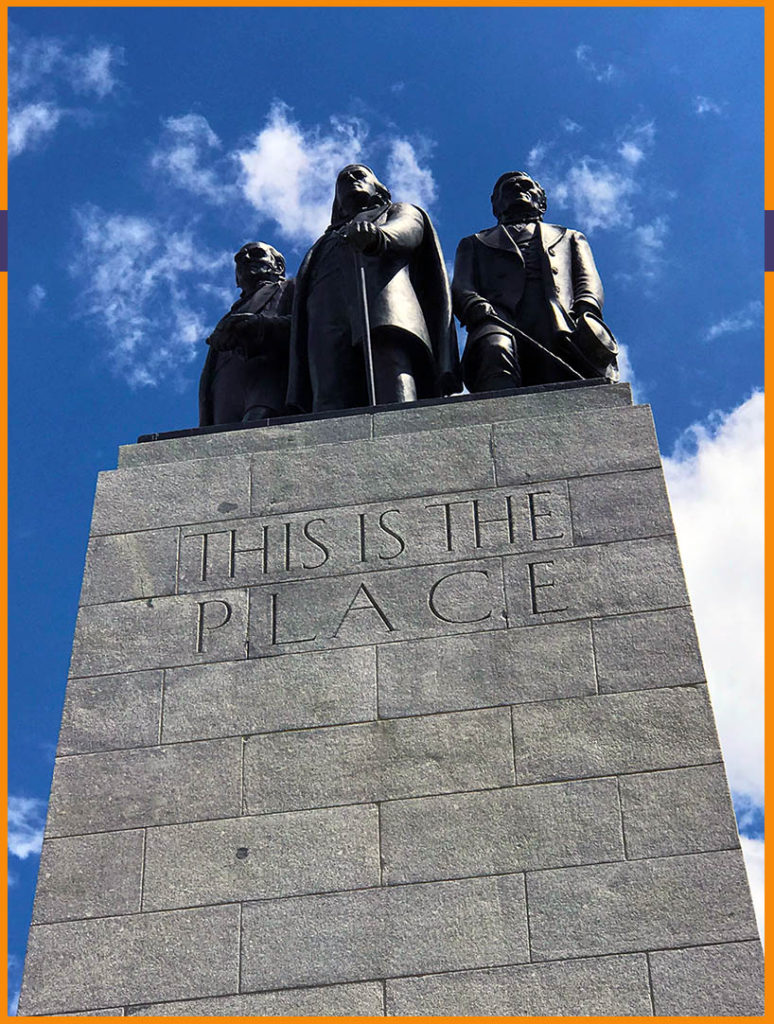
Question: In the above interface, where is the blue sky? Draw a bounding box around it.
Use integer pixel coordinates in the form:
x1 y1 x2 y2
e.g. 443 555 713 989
7 6 764 1009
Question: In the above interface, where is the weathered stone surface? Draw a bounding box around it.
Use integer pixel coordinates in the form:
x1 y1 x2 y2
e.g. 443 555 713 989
163 647 376 742
142 805 380 911
58 670 162 755
119 413 373 468
649 940 764 1016
380 778 623 884
177 483 571 597
527 850 759 960
128 981 384 1016
19 904 240 1016
248 558 507 657
244 708 514 814
250 424 495 517
569 468 673 545
92 456 251 534
504 535 688 627
32 831 143 924
511 685 720 784
378 620 595 718
386 953 652 1015
241 874 529 991
620 764 740 859
70 589 248 676
593 606 705 692
58 1009 125 1016
373 382 632 438
494 405 660 485
80 530 178 605
47 738 241 836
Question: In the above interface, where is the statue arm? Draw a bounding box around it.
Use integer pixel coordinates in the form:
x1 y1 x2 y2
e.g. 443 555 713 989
344 203 424 255
570 232 604 315
452 236 495 326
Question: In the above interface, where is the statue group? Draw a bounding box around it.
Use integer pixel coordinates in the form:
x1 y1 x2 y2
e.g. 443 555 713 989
199 166 619 426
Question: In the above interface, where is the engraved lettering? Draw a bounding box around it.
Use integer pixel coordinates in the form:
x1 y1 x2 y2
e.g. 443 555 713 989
428 569 493 623
269 592 317 645
377 509 406 560
426 501 454 551
284 522 292 571
187 529 237 583
333 582 395 636
358 513 367 563
302 518 330 569
195 599 232 653
527 490 564 542
233 524 269 576
527 559 567 614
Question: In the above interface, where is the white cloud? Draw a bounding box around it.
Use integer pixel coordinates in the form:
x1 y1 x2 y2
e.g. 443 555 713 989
151 114 234 205
71 204 232 388
615 341 646 404
70 44 121 99
575 43 618 83
632 216 669 281
663 392 763 807
618 141 644 165
694 95 724 116
551 159 637 232
704 300 763 341
8 795 46 860
8 103 62 158
27 283 47 310
740 836 764 944
390 81 406 94
561 118 583 134
386 138 437 208
236 101 369 245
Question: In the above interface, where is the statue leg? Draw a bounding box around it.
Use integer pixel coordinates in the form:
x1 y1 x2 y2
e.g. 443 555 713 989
372 329 418 405
241 405 276 424
462 330 521 393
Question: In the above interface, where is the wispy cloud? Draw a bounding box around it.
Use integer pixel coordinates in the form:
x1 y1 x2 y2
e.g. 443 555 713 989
8 24 123 158
386 137 437 208
704 299 763 341
694 95 724 116
575 43 619 83
150 114 235 206
561 117 583 134
27 283 47 310
70 205 232 388
8 795 46 860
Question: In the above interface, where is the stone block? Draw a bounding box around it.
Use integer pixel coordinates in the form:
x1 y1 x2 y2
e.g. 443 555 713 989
80 530 178 606
70 589 248 676
243 707 514 814
248 558 507 657
47 738 241 836
142 805 380 911
32 830 144 923
92 456 251 535
504 535 688 627
620 764 740 859
380 778 623 883
527 850 759 960
569 468 673 544
511 685 721 784
386 953 652 1015
372 382 632 438
18 904 240 1016
119 413 373 468
59 1009 125 1016
128 981 384 1016
241 874 529 991
162 647 376 742
494 405 660 485
58 670 162 755
593 606 705 692
250 423 495 516
649 940 764 1015
378 620 595 718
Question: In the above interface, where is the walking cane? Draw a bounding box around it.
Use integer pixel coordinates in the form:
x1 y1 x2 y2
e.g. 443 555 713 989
351 248 378 406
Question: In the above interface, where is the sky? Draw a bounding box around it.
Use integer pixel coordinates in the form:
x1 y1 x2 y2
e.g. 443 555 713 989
6 6 764 1011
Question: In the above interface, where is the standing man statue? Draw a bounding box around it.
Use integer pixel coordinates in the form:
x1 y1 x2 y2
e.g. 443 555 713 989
287 164 459 413
452 170 619 392
199 241 294 426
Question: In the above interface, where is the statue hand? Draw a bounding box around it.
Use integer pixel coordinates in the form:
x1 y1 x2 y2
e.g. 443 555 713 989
466 301 496 326
342 220 382 253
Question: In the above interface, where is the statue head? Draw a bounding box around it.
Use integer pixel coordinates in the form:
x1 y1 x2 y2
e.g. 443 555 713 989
491 171 547 223
234 242 285 295
331 164 391 226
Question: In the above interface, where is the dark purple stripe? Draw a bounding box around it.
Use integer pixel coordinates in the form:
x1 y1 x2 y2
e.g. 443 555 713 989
766 210 774 272
0 211 6 273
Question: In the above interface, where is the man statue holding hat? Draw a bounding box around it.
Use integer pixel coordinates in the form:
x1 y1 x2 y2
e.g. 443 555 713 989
452 170 619 392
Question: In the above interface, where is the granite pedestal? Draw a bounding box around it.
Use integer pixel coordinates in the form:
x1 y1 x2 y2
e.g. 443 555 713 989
19 381 763 1016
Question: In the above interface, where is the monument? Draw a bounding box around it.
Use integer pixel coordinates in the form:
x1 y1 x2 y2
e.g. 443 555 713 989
19 166 762 1016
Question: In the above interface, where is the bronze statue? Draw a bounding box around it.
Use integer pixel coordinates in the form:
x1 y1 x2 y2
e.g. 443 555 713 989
198 242 294 426
452 171 618 392
287 164 459 413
